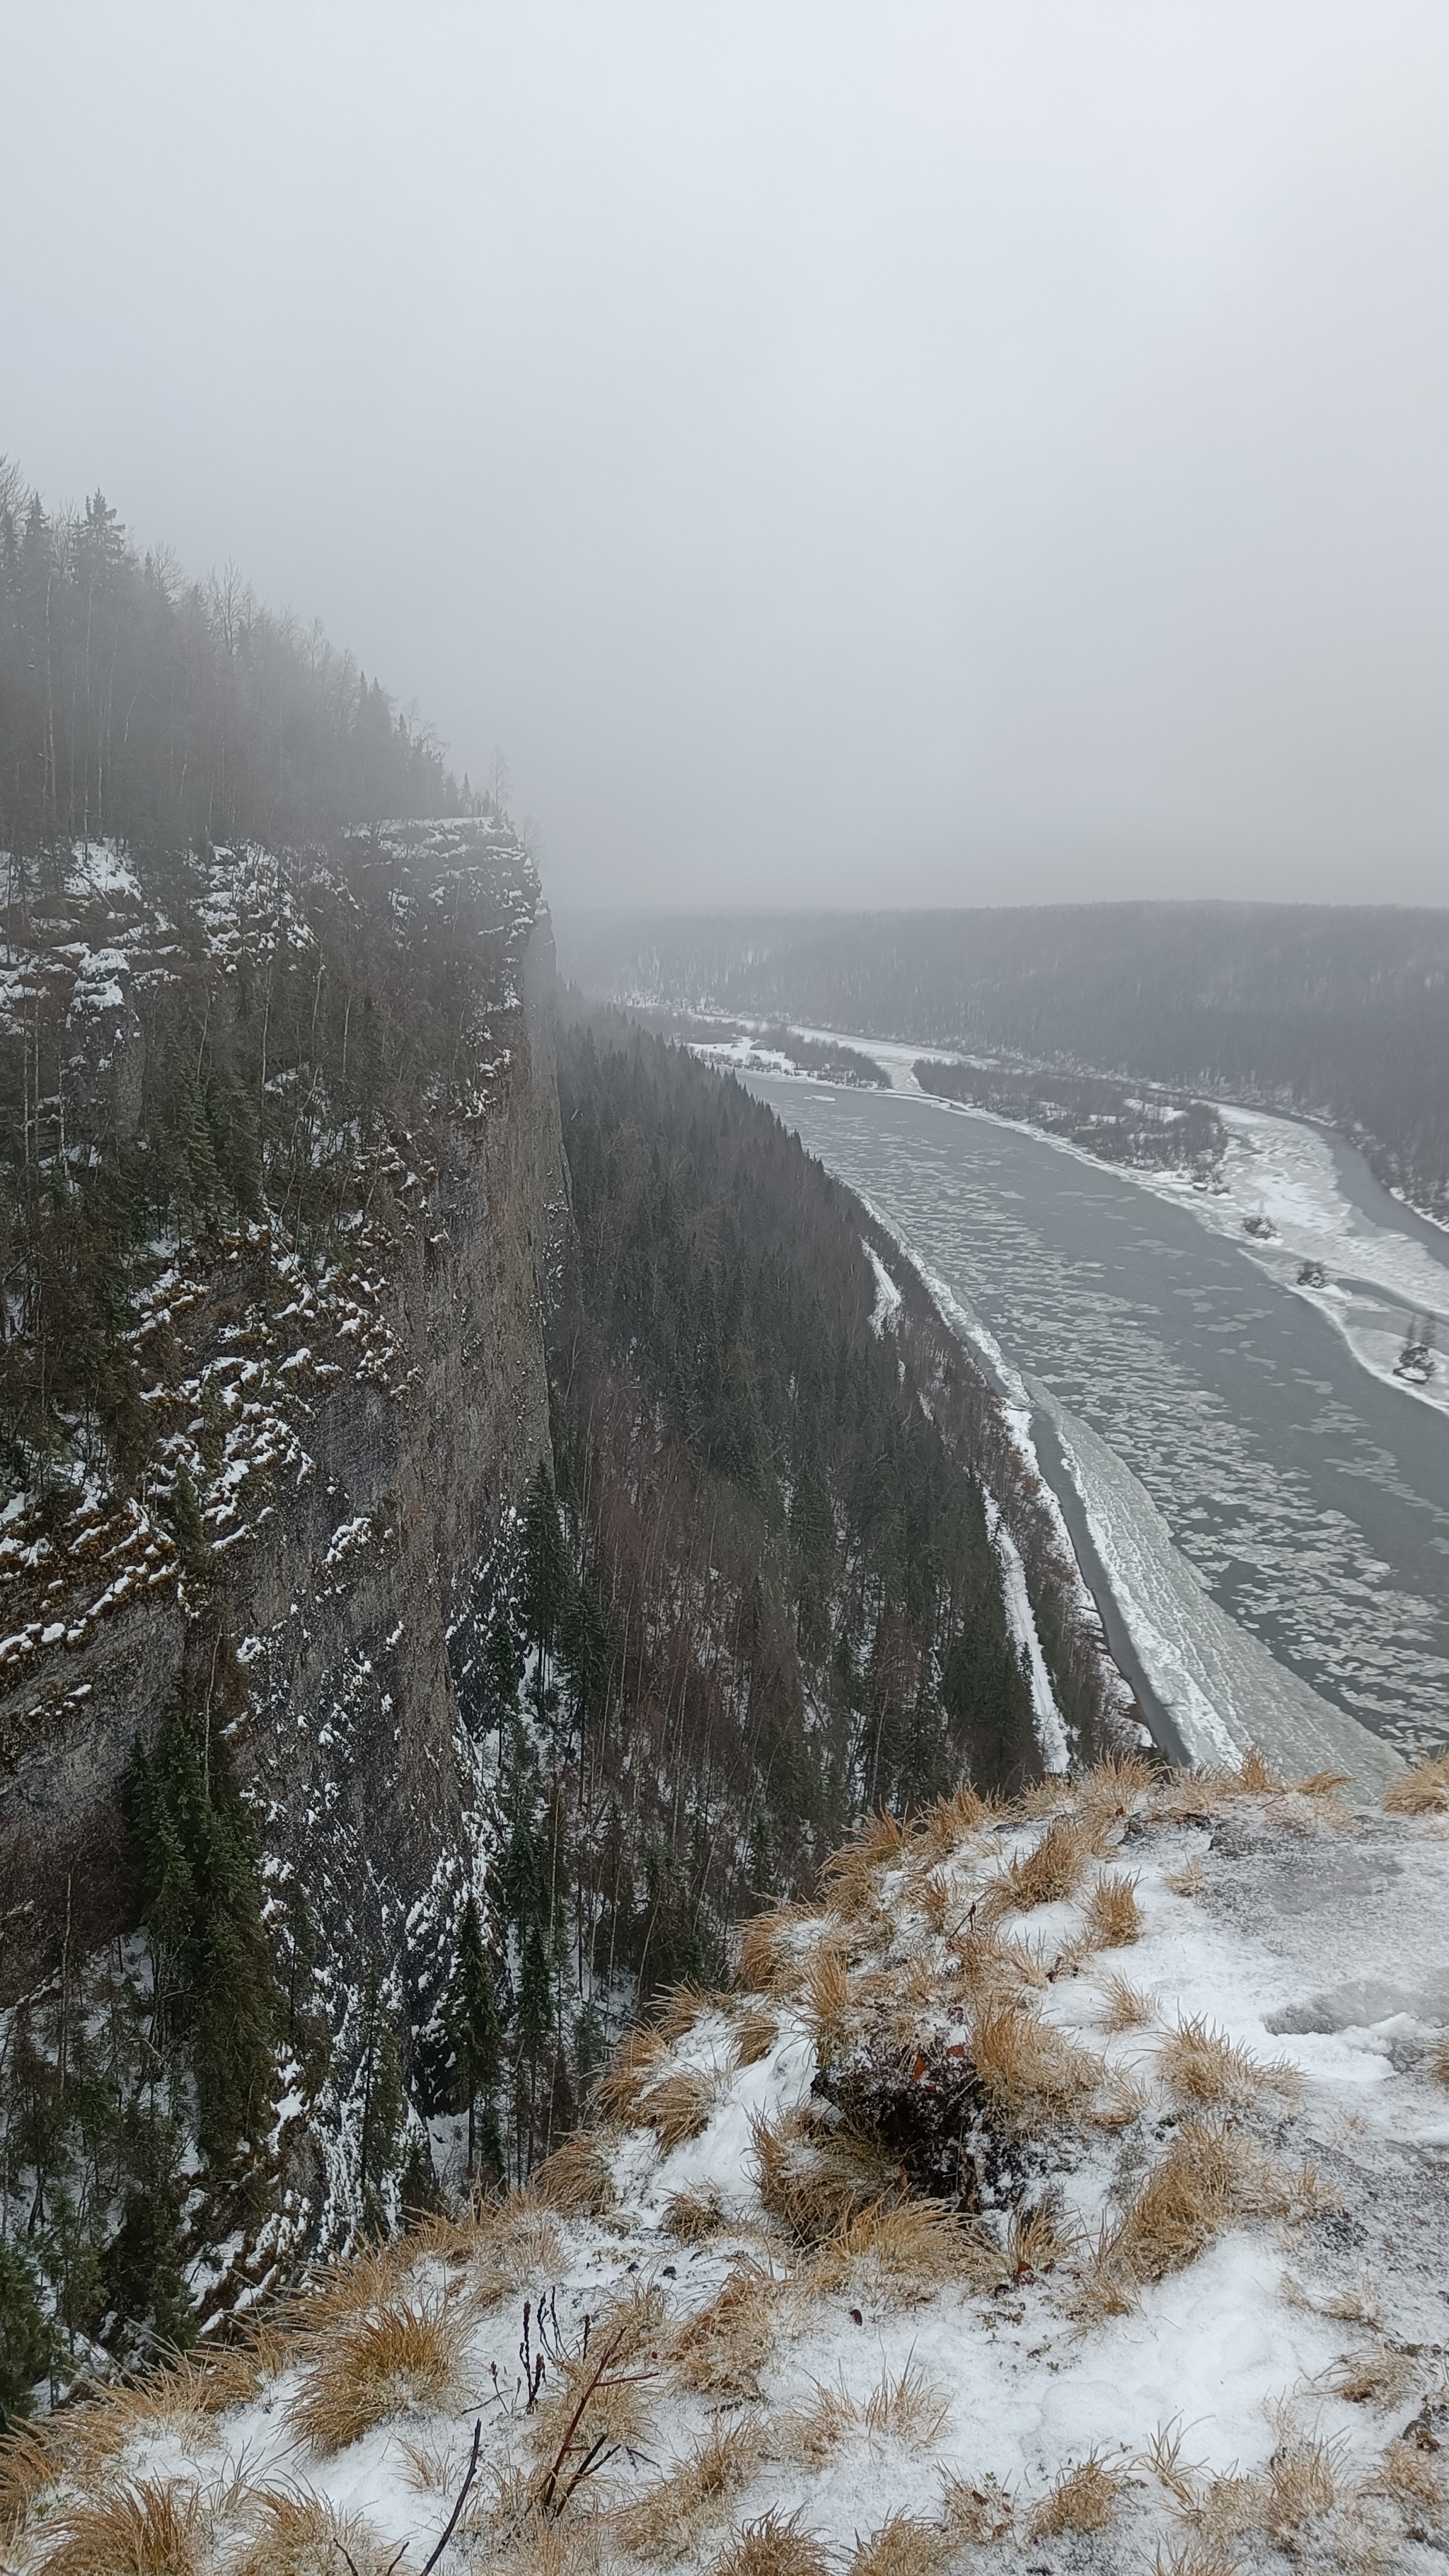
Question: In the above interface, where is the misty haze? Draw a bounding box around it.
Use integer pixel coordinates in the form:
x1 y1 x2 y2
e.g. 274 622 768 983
1 7 1447 2567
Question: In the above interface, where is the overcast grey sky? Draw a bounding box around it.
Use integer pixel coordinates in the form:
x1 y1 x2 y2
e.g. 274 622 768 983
4 3 1448 909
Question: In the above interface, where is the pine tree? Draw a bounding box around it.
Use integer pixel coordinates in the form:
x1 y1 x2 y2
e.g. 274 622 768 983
439 1897 503 2181
355 1963 405 2239
125 1702 278 2192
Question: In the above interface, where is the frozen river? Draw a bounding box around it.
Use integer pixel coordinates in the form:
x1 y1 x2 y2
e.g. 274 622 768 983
738 1065 1449 1786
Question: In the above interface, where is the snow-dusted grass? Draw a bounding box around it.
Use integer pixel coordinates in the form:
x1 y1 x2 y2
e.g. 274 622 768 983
4 1759 1447 2573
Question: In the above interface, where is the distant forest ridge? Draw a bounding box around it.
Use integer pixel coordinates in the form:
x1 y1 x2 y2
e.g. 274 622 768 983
557 901 1449 1223
0 461 469 857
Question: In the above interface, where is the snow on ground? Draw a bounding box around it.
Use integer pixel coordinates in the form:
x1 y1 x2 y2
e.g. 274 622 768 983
1140 1106 1449 1426
11 1763 1445 2575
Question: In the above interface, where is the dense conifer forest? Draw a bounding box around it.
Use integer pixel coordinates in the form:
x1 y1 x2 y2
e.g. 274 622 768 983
559 902 1449 1219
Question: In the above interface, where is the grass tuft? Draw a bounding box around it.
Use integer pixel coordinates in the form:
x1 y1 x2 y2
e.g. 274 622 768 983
664 2183 727 2241
941 2476 1014 2546
532 2131 618 2215
594 2026 671 2126
43 2478 207 2576
288 2292 463 2453
800 1950 853 2062
1085 1872 1143 1947
1025 2454 1124 2539
1096 1972 1158 2031
734 1905 823 1997
636 2068 718 2152
669 2260 784 2398
1431 2037 1449 2088
730 2004 780 2069
1081 2119 1270 2306
235 2486 393 2576
988 1817 1090 1915
971 2002 1104 2122
615 2420 761 2560
1383 1748 1449 1815
1157 2017 1301 2108
715 2508 831 2576
862 2360 951 2449
847 2514 950 2576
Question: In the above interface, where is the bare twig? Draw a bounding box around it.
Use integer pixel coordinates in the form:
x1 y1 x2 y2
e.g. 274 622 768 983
420 2417 483 2572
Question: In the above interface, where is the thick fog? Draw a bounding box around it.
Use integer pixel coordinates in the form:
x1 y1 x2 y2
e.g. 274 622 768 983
4 3 1448 909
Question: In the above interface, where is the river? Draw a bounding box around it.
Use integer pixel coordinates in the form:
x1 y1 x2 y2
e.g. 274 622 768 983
737 1063 1449 1788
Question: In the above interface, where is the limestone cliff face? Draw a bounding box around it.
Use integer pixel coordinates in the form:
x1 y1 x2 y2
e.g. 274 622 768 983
0 825 567 2036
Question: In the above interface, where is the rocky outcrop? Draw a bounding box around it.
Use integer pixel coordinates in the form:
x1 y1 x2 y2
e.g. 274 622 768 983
0 824 568 2026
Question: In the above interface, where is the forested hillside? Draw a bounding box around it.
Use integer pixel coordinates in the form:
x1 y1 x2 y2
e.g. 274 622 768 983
0 468 1136 2417
558 903 1449 1220
0 461 460 857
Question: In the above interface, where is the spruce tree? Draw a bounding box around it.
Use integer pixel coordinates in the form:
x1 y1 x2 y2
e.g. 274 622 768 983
439 1898 503 2181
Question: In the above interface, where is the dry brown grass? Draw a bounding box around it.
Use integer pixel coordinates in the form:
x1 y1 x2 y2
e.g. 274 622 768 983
1264 2433 1337 2542
288 2292 465 2453
470 2199 567 2308
714 2507 831 2576
800 1950 853 2061
1157 2017 1301 2109
594 2026 671 2125
751 2106 897 2245
987 1817 1090 1916
773 2379 858 2466
1431 2038 1449 2087
531 2132 618 2216
526 2285 664 2500
279 2239 416 2333
664 2184 727 2241
1096 1972 1158 2031
1237 1746 1286 1794
635 2068 718 2152
809 2197 1004 2300
1082 2120 1269 2306
734 1905 824 1997
614 2420 761 2560
1006 2195 1072 2279
1025 2454 1124 2539
847 2514 951 2576
1324 2345 1419 2411
234 2486 393 2576
0 2418 69 2537
862 2360 951 2449
1075 1752 1160 1823
1085 1872 1143 1947
971 2002 1104 2124
1383 1748 1449 1815
918 1784 995 1860
652 1982 712 2041
730 2005 779 2069
1373 2434 1445 2516
42 2477 207 2576
941 2476 1015 2546
1163 1857 1206 1898
669 2260 785 2398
